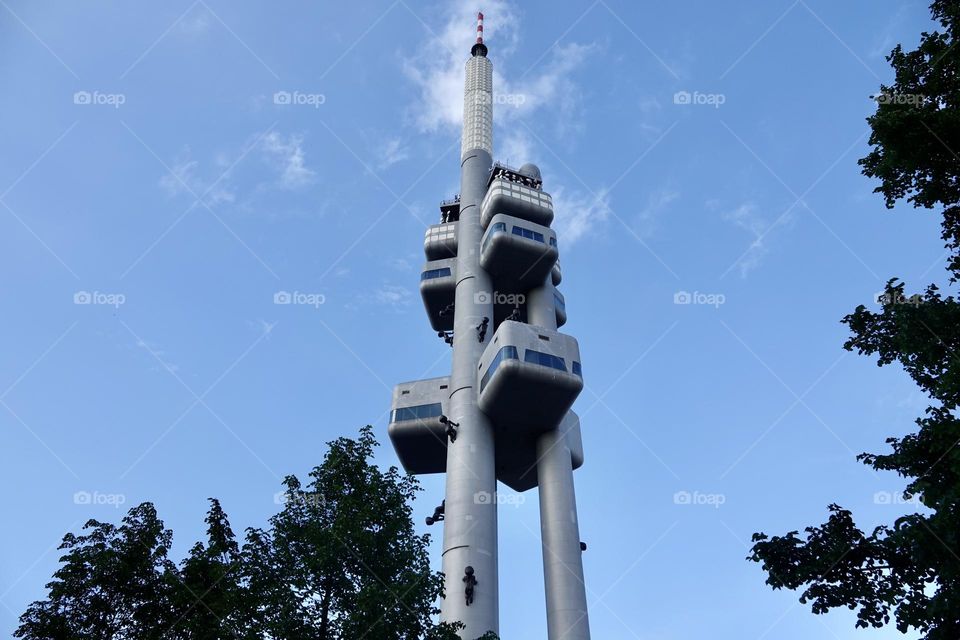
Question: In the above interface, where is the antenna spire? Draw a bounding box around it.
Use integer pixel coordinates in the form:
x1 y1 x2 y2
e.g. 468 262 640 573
471 10 488 57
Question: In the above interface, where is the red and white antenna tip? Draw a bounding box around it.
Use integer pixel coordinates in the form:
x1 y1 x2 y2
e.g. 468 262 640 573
476 11 484 44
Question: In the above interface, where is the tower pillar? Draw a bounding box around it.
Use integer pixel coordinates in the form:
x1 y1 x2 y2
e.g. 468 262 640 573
529 279 591 640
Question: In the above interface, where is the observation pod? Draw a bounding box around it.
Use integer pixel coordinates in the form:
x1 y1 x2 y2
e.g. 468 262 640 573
480 214 558 291
495 410 584 492
388 377 451 475
424 221 458 260
554 289 567 328
477 320 583 432
480 177 554 229
420 258 456 331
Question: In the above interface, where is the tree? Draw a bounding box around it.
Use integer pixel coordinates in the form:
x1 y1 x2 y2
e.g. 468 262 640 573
749 3 960 639
166 499 251 640
859 0 960 281
18 427 460 639
15 503 176 639
244 424 447 639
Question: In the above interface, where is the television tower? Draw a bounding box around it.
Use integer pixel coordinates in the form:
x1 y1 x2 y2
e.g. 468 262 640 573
389 13 591 639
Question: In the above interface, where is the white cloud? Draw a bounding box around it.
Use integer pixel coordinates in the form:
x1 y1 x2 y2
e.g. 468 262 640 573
177 8 212 37
869 4 911 59
378 137 409 170
259 132 316 189
388 256 415 272
158 148 235 206
403 1 594 136
497 41 595 131
550 185 612 247
366 284 413 311
403 1 605 246
499 131 533 167
158 158 199 197
403 0 519 132
134 339 180 374
720 202 794 277
635 188 680 238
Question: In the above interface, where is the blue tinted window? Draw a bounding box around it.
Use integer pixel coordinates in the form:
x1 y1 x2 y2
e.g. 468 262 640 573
390 402 443 423
524 349 567 372
421 267 452 281
481 222 507 254
549 237 557 248
572 361 582 377
480 345 519 393
511 225 545 243
553 293 566 312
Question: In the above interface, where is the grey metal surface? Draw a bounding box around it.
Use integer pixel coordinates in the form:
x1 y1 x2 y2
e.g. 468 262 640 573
389 24 591 639
528 276 591 639
495 410 583 493
480 213 558 291
537 427 591 639
480 177 554 229
388 377 451 475
439 51 499 638
554 289 567 328
420 257 457 331
477 320 582 433
425 222 459 260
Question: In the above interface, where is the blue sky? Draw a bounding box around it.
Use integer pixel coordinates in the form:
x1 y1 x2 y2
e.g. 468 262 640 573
0 0 948 637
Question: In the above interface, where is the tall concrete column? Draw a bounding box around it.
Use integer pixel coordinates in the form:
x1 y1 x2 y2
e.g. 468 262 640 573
440 50 499 638
528 278 591 640
389 14 592 638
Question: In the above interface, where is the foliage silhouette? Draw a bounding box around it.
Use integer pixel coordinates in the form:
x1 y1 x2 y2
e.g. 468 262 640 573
16 427 481 639
749 3 960 638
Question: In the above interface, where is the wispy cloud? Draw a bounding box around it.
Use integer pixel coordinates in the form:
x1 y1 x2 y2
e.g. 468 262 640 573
869 4 912 59
404 1 603 246
158 147 235 206
377 137 409 170
720 202 794 277
636 188 680 238
550 186 612 247
258 132 316 189
499 131 533 167
177 6 212 37
403 1 595 135
134 338 180 374
360 284 413 311
387 256 415 272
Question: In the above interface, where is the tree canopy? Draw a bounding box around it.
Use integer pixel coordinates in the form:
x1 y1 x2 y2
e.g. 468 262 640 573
749 3 960 638
16 426 474 640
